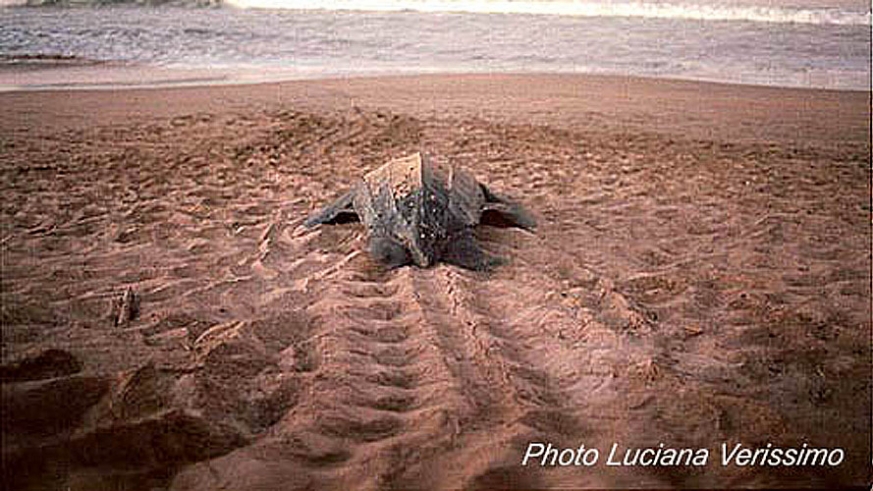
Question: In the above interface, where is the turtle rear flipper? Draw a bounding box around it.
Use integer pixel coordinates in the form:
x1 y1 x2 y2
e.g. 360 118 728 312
304 189 359 228
480 185 537 231
441 232 505 271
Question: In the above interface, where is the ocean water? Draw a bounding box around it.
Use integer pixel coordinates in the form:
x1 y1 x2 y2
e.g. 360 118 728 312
0 1 870 90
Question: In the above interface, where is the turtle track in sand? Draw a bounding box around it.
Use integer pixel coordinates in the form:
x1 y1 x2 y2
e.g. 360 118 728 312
171 217 684 490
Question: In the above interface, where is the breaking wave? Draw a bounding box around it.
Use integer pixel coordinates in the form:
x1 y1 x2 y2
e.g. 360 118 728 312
224 0 871 26
4 0 868 25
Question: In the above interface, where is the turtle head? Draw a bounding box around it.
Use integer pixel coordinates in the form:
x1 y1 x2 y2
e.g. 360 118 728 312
368 236 412 269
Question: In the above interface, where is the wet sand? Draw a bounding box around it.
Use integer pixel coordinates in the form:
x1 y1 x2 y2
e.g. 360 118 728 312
1 73 870 490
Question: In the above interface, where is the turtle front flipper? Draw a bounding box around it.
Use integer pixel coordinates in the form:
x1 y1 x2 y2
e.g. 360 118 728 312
441 231 504 271
304 189 359 228
480 185 537 231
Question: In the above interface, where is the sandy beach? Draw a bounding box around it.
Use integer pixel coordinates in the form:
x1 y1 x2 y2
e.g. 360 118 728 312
1 73 870 490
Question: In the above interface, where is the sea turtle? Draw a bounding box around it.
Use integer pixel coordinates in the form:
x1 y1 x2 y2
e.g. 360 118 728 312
304 152 536 270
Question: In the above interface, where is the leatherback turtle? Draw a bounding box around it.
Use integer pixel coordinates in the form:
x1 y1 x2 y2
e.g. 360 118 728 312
304 152 535 270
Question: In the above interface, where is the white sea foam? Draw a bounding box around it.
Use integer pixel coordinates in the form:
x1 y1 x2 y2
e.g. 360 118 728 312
224 0 871 26
1 5 869 90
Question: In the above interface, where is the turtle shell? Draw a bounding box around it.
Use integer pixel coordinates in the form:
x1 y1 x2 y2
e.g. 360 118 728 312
353 153 486 267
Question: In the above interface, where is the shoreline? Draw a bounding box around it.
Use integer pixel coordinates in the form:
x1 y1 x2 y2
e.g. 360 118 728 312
2 64 870 94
